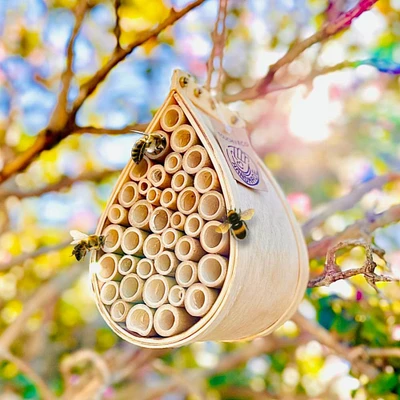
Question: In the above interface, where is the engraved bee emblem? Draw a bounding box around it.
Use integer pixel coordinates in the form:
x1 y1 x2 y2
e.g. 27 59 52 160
225 146 259 186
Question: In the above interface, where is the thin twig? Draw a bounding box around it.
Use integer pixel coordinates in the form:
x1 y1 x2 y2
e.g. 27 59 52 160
303 172 400 236
223 0 378 102
73 123 148 135
113 0 122 50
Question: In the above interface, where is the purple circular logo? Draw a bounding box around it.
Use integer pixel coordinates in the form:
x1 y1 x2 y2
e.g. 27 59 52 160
225 146 259 186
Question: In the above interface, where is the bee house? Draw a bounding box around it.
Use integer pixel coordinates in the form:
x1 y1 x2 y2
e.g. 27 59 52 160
90 70 309 348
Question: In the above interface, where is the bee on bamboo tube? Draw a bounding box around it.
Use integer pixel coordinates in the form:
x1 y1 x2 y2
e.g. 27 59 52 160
131 132 167 164
216 209 255 240
70 230 106 261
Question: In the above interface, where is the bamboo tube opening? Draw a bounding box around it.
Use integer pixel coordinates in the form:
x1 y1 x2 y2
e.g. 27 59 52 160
128 200 154 229
198 191 225 221
137 258 155 279
121 227 148 255
164 152 182 174
176 236 206 262
120 274 144 302
177 187 200 215
143 234 164 259
146 187 162 205
194 168 221 194
200 221 230 255
102 225 125 253
149 207 172 234
129 156 152 181
170 212 186 230
170 125 199 153
110 300 131 322
185 284 219 317
161 228 182 249
100 281 120 305
160 105 186 132
168 285 185 307
171 171 193 192
146 131 170 161
118 181 141 208
143 275 176 308
198 254 228 288
138 179 152 196
148 165 171 189
108 204 129 226
126 305 155 337
184 213 204 238
182 145 211 174
154 305 196 337
176 261 198 287
160 189 178 210
118 255 139 275
154 251 179 276
97 253 122 282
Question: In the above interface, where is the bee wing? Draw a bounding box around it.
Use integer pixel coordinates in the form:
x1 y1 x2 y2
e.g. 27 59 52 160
70 230 88 244
240 209 255 221
215 222 230 234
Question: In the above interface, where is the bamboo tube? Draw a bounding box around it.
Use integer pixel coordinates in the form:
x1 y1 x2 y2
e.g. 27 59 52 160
102 224 125 253
182 145 212 175
161 228 184 250
120 273 144 302
129 156 153 181
168 286 186 308
160 105 187 132
145 131 171 161
198 254 228 288
154 304 196 337
118 255 140 276
200 221 230 256
146 187 162 206
97 253 122 282
100 281 120 305
170 211 186 231
184 283 219 317
194 167 221 194
198 191 226 221
176 236 206 262
126 304 156 337
143 234 164 259
164 152 183 174
160 189 178 211
143 274 176 308
149 206 172 234
176 261 199 288
121 227 149 256
184 213 204 238
170 124 199 153
128 200 154 230
108 204 129 226
110 300 132 323
154 251 179 276
137 258 155 280
138 179 152 196
171 171 193 192
177 187 200 215
148 165 172 189
118 181 141 208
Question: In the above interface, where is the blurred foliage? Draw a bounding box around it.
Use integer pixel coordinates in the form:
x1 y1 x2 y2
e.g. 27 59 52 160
1 0 400 399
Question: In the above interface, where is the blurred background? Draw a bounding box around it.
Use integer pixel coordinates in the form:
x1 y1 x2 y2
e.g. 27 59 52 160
1 0 400 399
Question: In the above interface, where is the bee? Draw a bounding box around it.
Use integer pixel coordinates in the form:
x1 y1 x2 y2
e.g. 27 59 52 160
131 132 167 164
216 209 255 240
70 230 106 261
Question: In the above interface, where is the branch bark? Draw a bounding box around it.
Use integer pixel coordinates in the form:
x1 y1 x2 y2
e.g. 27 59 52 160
223 0 378 102
73 123 148 135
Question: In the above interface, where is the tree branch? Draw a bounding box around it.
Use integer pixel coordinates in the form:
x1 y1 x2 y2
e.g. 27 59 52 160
73 123 148 135
113 0 122 51
223 0 378 102
303 172 400 236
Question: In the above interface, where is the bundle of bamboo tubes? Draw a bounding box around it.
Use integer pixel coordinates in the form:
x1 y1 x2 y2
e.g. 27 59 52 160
91 70 309 348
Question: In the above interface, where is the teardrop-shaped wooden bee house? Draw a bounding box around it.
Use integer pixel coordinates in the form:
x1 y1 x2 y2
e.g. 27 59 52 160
90 70 309 348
